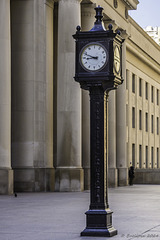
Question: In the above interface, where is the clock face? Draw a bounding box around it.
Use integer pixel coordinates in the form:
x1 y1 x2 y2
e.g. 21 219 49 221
114 45 121 74
80 43 108 72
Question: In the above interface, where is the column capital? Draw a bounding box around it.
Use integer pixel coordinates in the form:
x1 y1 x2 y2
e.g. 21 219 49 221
81 2 95 17
44 0 54 8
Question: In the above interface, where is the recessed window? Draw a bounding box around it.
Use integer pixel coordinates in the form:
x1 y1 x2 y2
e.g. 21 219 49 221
157 117 159 135
157 89 159 105
132 107 135 128
132 144 135 168
139 78 142 96
132 74 135 93
151 86 154 103
139 110 142 130
157 148 159 168
146 146 148 168
145 82 148 100
151 147 154 168
139 145 142 168
126 70 128 89
146 112 148 132
151 115 154 133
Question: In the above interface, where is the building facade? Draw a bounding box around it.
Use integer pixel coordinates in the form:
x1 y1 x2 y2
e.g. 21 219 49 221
0 0 160 194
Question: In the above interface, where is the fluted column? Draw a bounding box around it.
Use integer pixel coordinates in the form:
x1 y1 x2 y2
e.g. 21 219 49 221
11 0 55 192
0 0 13 194
81 3 95 190
116 39 128 186
108 91 117 187
56 0 83 191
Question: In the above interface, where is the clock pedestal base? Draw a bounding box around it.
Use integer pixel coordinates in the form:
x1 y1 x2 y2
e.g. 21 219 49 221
81 209 117 237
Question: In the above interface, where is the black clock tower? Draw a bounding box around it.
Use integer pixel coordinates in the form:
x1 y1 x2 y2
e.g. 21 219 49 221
73 5 124 237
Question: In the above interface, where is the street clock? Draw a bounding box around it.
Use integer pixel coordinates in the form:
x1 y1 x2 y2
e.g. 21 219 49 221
73 6 124 91
72 5 124 237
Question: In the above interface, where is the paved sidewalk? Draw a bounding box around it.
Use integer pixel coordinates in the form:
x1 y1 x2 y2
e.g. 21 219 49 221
0 185 160 240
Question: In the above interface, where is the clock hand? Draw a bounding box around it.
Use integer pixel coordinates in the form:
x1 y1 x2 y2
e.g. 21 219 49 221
86 56 98 60
84 53 98 59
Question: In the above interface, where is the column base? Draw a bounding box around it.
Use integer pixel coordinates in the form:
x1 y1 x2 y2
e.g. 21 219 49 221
0 168 14 195
83 167 90 190
118 167 128 186
14 168 55 192
108 168 118 187
55 167 84 191
81 209 117 237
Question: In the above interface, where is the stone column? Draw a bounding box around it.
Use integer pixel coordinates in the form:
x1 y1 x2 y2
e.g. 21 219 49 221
127 70 132 167
11 0 55 192
108 91 117 187
81 3 95 190
56 0 83 191
116 39 128 186
0 0 13 194
103 21 118 187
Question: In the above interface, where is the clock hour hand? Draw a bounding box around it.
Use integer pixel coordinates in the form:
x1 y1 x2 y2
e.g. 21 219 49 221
84 53 98 59
86 57 98 60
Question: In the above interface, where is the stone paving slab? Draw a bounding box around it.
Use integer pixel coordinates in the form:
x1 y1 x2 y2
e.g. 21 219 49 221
0 185 160 240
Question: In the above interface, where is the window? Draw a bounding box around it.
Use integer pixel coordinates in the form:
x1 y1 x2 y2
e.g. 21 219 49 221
132 107 135 128
157 148 159 168
151 115 154 133
145 82 148 100
139 78 142 96
146 112 148 132
151 147 154 168
126 105 128 126
139 145 142 168
132 74 135 93
146 146 148 168
157 117 159 135
139 110 142 130
132 144 135 168
157 89 159 105
126 70 129 89
151 86 154 103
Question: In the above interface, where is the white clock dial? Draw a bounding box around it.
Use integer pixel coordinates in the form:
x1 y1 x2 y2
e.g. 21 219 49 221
80 43 108 72
114 45 121 74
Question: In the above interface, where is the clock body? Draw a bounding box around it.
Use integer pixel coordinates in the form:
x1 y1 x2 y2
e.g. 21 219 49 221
73 29 123 90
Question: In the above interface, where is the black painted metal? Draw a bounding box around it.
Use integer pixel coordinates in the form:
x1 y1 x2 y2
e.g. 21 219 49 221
73 5 124 237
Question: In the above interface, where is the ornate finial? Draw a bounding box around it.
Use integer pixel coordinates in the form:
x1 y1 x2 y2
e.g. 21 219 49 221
76 25 81 32
95 5 103 24
108 24 113 31
116 29 121 35
90 5 105 31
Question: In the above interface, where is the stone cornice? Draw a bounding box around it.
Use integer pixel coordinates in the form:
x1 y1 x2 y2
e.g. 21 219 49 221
128 16 160 51
122 0 139 10
126 41 160 75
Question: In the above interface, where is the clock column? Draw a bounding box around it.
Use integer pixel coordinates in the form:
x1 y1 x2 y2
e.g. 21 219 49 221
0 0 13 194
81 3 96 190
56 0 84 191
